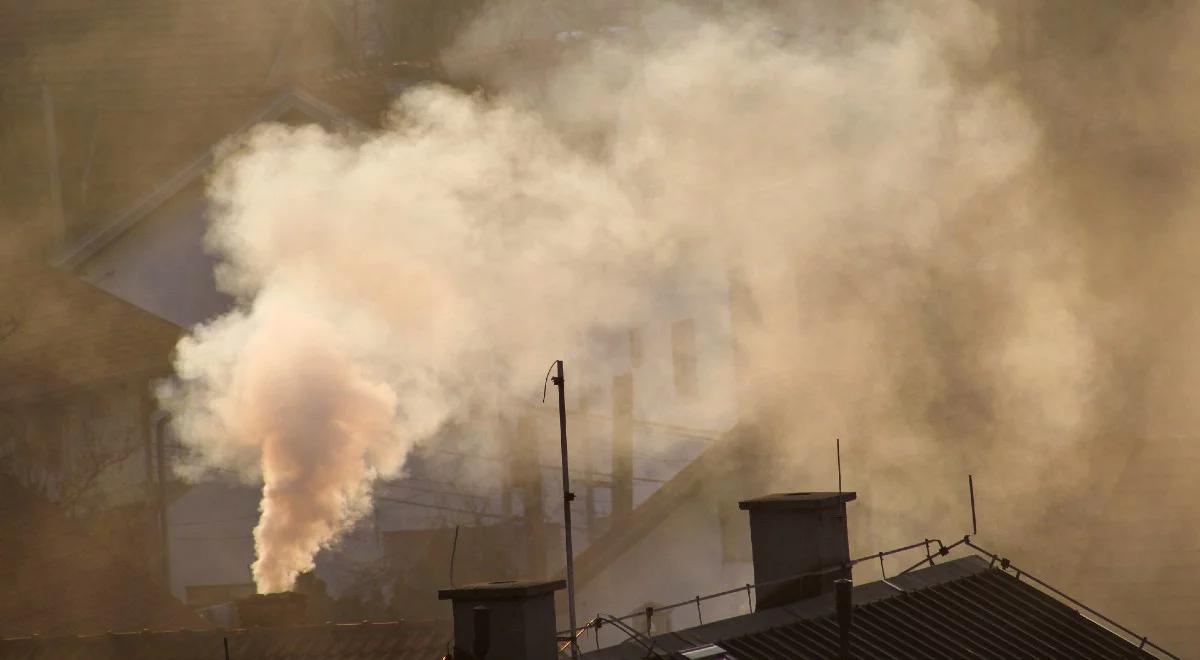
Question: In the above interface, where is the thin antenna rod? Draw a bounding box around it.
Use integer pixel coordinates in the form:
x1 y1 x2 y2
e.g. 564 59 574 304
449 525 461 587
968 474 978 536
551 360 581 660
836 438 842 493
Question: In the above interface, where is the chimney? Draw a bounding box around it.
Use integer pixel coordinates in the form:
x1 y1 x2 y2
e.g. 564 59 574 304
438 579 565 660
738 491 856 609
235 592 307 627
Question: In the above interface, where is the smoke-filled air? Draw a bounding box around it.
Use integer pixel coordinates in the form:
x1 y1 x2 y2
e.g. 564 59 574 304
160 0 1166 593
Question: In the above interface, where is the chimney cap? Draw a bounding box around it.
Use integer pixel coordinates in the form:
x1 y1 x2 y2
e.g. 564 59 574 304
739 491 856 511
438 579 566 602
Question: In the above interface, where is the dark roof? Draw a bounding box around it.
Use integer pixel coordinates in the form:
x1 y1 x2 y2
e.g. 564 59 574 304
0 482 208 638
0 620 451 660
0 260 181 403
583 556 1161 660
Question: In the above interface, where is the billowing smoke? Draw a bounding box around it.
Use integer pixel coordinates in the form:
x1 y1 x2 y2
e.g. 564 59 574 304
172 302 399 592
163 0 1096 593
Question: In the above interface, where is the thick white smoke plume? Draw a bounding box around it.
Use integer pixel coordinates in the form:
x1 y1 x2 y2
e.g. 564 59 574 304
164 1 1081 592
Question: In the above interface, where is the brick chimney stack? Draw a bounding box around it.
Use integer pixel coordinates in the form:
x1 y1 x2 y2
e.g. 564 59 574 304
739 491 856 609
438 579 565 660
235 592 307 628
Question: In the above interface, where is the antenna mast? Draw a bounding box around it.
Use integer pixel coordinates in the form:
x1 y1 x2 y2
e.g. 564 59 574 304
836 438 843 493
551 360 581 659
968 474 978 536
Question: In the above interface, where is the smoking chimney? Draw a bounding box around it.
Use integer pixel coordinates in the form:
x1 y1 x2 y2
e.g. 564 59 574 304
438 579 565 660
235 592 307 627
738 491 856 609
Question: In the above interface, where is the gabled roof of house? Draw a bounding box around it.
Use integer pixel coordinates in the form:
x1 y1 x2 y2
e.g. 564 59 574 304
53 85 368 271
0 620 451 660
582 556 1165 660
0 0 392 253
0 481 208 639
0 260 181 403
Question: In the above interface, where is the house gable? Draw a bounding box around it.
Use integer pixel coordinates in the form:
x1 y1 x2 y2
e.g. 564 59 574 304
57 90 361 327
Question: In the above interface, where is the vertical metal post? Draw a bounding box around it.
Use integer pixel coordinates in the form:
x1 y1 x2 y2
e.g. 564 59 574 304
223 637 230 660
968 474 977 536
836 438 842 493
552 360 580 660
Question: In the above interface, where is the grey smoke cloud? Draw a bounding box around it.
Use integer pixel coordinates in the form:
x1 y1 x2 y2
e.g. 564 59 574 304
162 0 1099 593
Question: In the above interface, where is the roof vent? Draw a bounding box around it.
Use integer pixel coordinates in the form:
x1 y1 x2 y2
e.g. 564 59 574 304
681 644 734 659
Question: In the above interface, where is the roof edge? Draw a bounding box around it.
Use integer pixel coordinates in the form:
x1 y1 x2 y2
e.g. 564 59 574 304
54 87 363 272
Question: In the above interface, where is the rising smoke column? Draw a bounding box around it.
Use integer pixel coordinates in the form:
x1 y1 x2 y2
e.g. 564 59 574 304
163 1 1078 593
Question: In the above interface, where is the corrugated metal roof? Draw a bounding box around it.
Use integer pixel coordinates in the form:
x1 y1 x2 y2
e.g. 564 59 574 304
584 556 1162 660
0 620 451 660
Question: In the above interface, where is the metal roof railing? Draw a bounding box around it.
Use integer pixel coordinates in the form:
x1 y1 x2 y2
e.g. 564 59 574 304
557 535 1179 660
556 537 955 656
965 539 1179 660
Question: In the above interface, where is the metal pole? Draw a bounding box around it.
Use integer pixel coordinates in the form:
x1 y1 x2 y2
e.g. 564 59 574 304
968 474 977 535
836 438 842 493
552 360 581 660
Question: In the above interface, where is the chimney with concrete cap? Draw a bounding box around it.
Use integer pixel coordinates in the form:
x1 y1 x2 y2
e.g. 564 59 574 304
738 491 856 609
438 579 566 660
234 592 307 627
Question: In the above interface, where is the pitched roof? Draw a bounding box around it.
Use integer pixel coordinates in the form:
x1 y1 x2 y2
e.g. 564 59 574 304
0 482 208 639
0 260 181 403
0 620 451 660
583 556 1165 660
0 0 359 249
53 86 364 271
